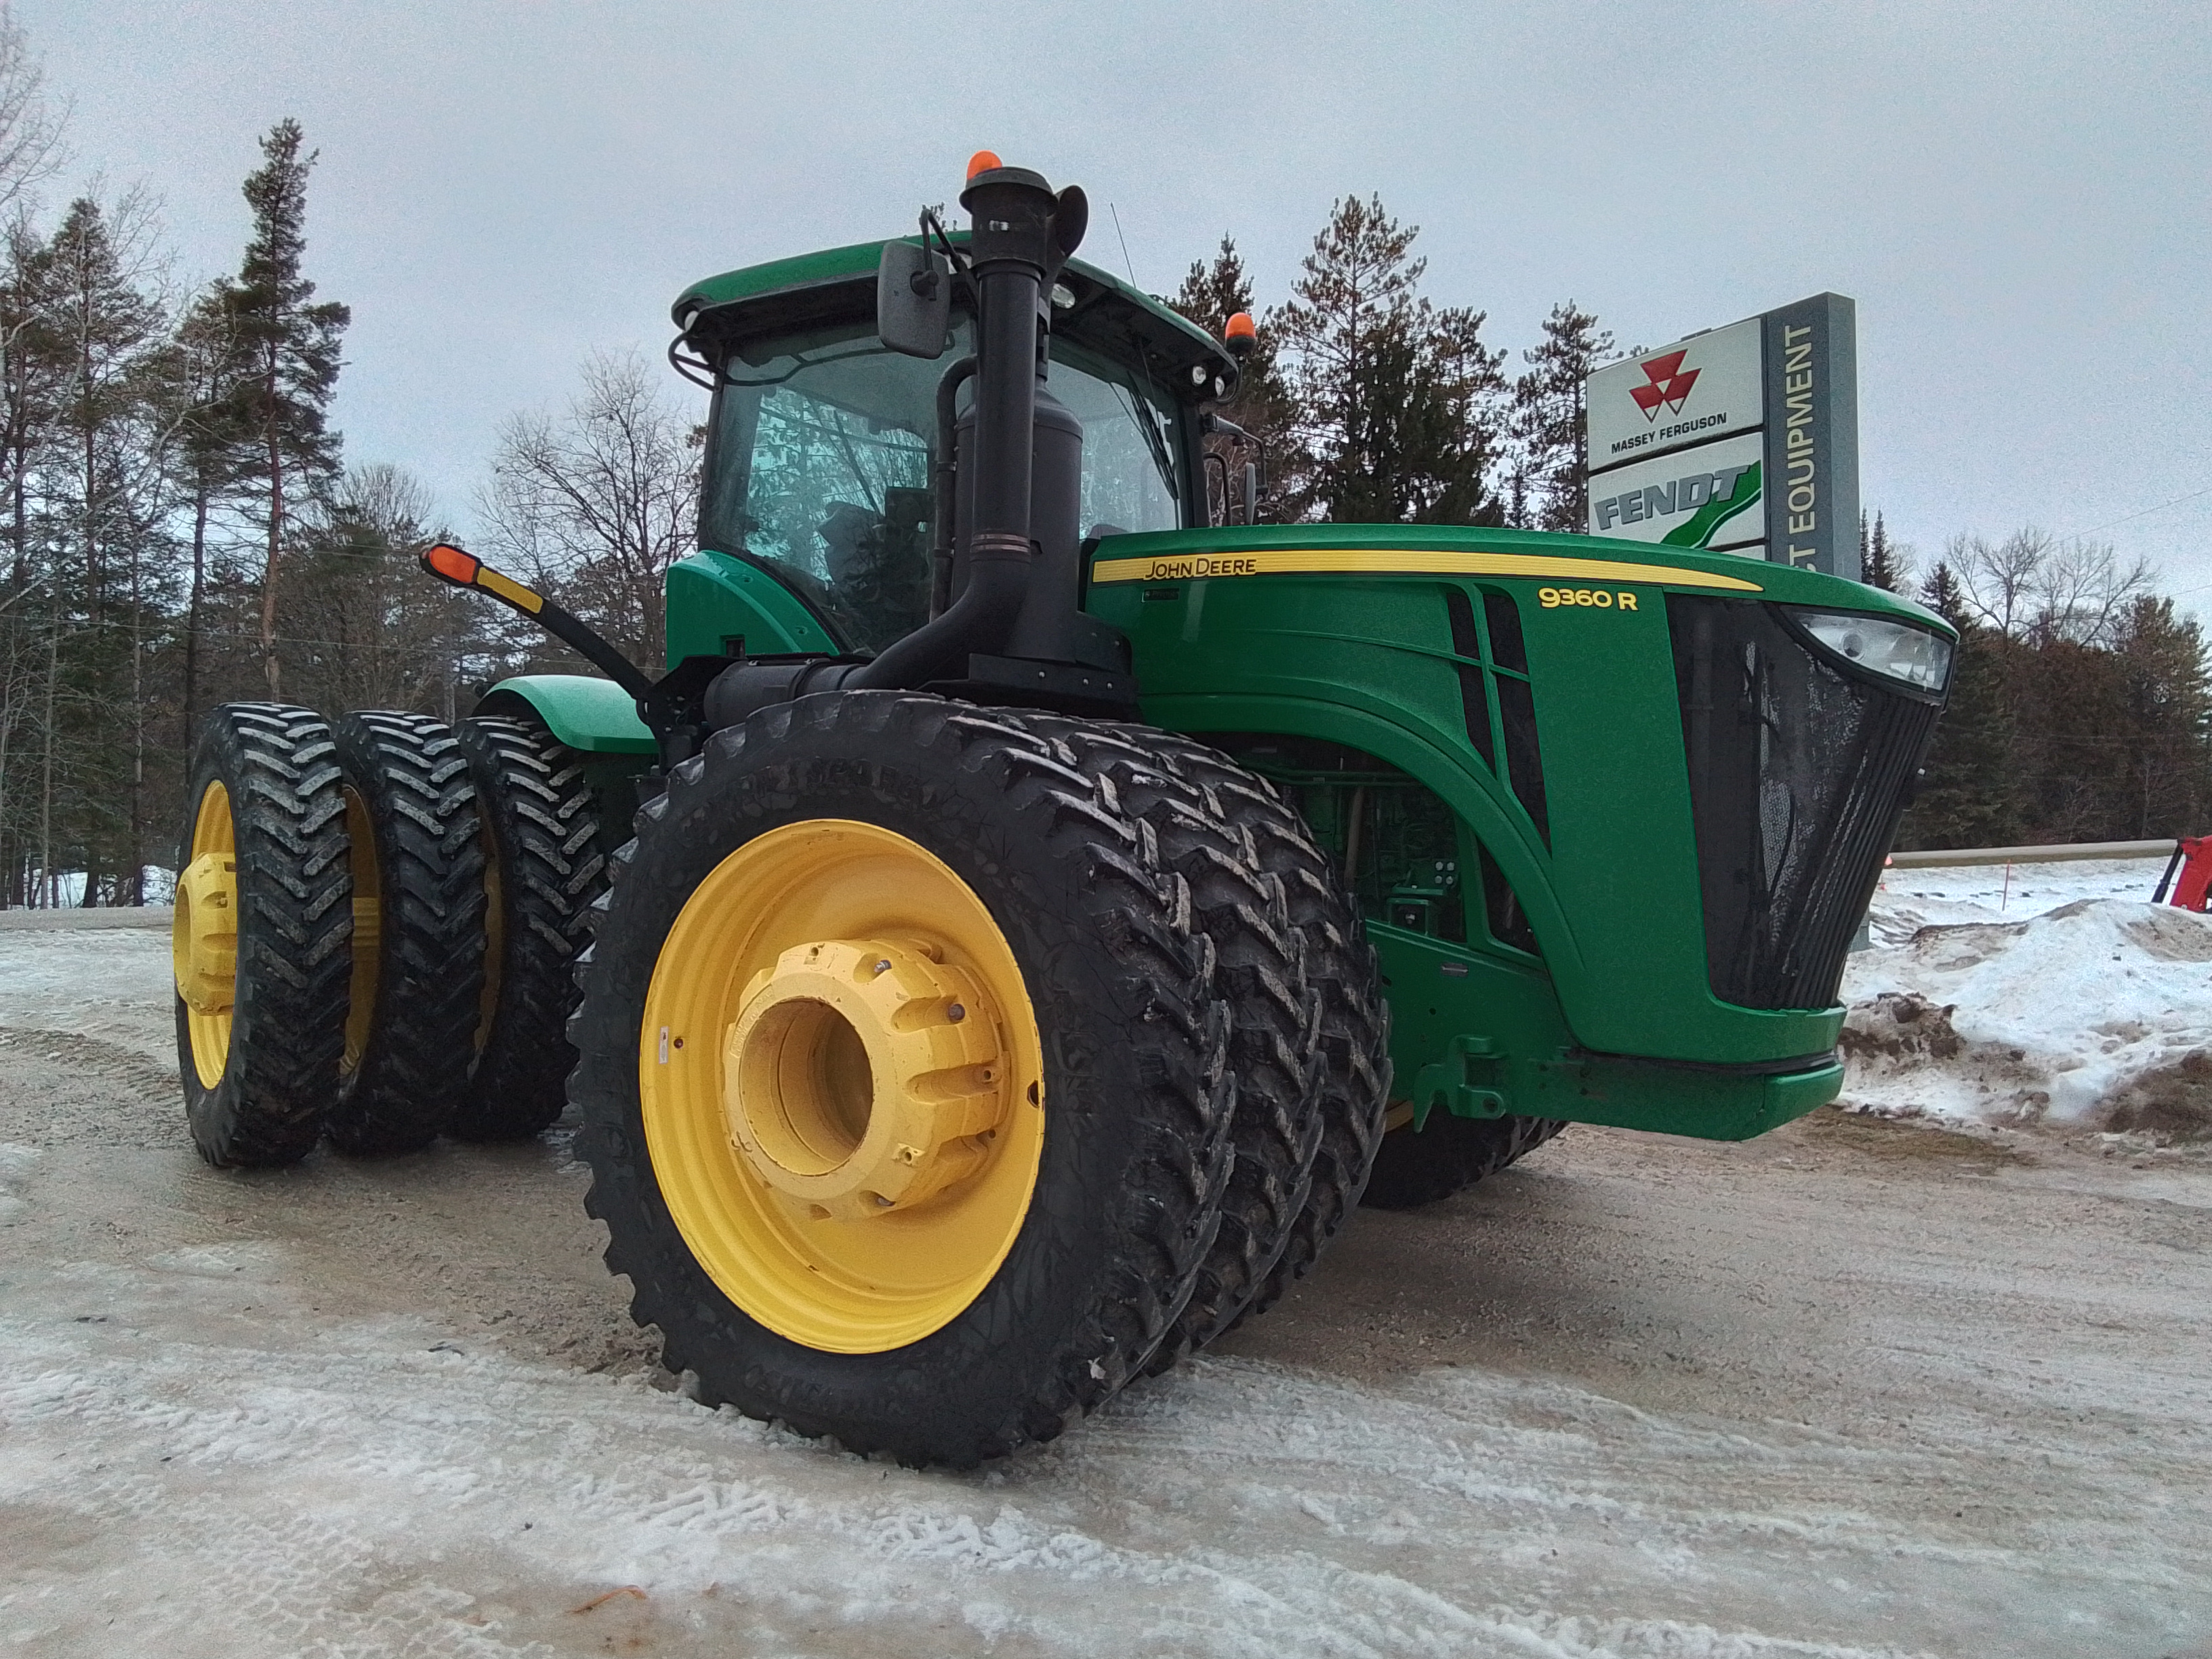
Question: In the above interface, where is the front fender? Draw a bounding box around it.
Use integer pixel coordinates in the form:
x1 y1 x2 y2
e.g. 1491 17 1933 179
476 674 655 756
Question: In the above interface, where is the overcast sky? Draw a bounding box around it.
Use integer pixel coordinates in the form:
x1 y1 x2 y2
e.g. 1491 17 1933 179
26 1 2212 606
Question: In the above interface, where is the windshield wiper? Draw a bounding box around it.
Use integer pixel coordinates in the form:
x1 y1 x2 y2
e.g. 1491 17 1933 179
1115 384 1178 501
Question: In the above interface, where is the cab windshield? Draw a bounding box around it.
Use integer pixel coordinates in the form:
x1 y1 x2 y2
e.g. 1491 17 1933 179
701 315 1185 651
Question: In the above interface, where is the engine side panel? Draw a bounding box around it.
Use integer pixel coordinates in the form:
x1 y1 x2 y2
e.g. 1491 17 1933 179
1083 525 1923 1137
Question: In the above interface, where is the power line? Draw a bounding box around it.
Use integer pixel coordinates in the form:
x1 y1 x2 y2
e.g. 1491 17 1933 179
2068 482 2212 540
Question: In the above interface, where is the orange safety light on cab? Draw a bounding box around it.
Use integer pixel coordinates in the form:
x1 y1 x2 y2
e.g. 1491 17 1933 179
967 150 1002 180
1223 311 1257 361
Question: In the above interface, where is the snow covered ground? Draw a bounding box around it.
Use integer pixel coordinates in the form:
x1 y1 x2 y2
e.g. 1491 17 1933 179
1844 858 2212 1138
3 918 2211 1657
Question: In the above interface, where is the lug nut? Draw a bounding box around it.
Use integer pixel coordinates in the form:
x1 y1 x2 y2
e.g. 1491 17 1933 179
947 1002 966 1023
873 958 893 975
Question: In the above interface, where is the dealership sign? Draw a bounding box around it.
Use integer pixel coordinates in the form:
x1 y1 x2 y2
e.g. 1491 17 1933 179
1584 294 1859 579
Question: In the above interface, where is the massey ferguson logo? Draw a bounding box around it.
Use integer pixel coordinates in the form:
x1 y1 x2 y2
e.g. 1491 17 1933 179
1631 350 1700 421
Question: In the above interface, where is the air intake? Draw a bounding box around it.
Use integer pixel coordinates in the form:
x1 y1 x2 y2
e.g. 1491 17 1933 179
1668 596 1940 1010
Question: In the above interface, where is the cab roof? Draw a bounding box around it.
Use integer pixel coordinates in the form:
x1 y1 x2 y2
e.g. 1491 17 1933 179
672 234 1239 402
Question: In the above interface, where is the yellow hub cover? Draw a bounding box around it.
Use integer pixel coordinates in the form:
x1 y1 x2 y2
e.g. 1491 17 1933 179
724 935 1008 1222
640 819 1044 1354
173 852 239 1015
174 781 238 1089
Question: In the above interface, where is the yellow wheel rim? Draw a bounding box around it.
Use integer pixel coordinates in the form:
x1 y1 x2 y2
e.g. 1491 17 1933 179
174 781 239 1089
341 786 381 1078
640 819 1045 1353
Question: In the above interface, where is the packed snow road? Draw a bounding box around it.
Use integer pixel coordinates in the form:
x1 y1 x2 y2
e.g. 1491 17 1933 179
2 909 2209 1658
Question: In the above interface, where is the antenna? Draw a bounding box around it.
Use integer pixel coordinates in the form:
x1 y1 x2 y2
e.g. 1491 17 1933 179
1109 202 1138 288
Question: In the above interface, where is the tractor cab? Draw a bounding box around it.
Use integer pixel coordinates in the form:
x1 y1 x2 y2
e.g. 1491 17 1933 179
669 242 1230 658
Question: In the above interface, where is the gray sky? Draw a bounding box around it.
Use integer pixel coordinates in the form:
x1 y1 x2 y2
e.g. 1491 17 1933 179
29 0 2212 605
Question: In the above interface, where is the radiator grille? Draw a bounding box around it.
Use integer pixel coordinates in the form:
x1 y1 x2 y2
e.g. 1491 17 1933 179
1669 596 1942 1010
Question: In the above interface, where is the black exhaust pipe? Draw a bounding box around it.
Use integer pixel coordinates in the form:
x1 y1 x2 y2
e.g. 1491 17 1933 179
705 160 1106 730
851 163 1084 691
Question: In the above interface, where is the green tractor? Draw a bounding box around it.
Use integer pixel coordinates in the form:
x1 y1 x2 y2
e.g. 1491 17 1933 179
171 155 1953 1465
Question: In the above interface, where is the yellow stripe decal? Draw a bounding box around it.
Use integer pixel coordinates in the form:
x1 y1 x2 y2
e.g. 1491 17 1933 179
1089 548 1764 593
477 567 546 614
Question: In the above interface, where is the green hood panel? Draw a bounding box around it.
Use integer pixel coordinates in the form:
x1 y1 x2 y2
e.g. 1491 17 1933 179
1086 523 1935 1071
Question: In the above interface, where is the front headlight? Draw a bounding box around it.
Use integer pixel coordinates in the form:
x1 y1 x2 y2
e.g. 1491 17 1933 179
1782 607 1954 697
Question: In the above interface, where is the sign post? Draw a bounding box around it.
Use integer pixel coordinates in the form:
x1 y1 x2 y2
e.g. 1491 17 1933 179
1584 293 1859 579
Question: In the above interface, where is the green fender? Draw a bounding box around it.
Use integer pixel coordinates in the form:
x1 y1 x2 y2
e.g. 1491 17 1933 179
475 674 655 755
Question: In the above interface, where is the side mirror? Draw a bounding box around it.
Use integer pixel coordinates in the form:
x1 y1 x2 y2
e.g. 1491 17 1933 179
878 241 951 359
1204 453 1230 528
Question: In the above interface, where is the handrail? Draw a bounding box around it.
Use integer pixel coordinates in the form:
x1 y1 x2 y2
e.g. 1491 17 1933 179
1887 838 2177 869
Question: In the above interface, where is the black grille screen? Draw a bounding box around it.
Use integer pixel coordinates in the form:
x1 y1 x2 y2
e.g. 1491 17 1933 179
1668 596 1941 1010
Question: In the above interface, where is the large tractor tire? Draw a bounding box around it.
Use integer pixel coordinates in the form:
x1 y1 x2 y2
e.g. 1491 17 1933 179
449 714 606 1141
1135 733 1392 1324
570 693 1239 1466
1359 1111 1567 1210
173 703 354 1168
323 711 486 1158
1029 720 1327 1372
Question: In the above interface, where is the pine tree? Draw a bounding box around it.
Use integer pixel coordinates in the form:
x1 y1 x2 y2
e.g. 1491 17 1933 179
164 285 252 737
1509 300 1612 531
1919 561 1965 623
1271 194 1504 525
283 463 487 719
0 216 56 592
1862 509 1900 590
216 119 348 698
38 196 173 900
2115 596 2212 837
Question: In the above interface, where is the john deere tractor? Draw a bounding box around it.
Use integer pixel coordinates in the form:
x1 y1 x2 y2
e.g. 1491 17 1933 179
171 155 1953 1465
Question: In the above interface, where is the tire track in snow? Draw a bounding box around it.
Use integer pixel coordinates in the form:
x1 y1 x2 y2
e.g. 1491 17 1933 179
1 1303 2189 1658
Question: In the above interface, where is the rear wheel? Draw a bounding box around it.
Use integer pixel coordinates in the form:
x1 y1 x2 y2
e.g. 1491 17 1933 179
450 714 606 1141
324 711 485 1157
571 693 1235 1465
173 703 353 1168
1360 1110 1566 1210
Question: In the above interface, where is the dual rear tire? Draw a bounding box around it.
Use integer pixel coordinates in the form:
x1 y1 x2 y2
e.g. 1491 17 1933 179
569 693 1390 1465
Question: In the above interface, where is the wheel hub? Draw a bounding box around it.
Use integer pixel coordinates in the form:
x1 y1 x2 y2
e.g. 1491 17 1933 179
723 936 1007 1222
173 851 239 1015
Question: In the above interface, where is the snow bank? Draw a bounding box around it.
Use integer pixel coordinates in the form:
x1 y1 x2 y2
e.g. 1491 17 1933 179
1841 857 2212 1136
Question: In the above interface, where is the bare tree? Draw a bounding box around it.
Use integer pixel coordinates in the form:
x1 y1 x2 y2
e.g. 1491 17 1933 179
0 6 64 221
2035 537 2152 647
281 462 504 718
476 348 699 670
1948 528 2047 636
1950 527 2150 646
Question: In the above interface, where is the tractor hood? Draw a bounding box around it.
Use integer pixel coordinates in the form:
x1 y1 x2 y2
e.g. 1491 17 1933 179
1082 522 1954 634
